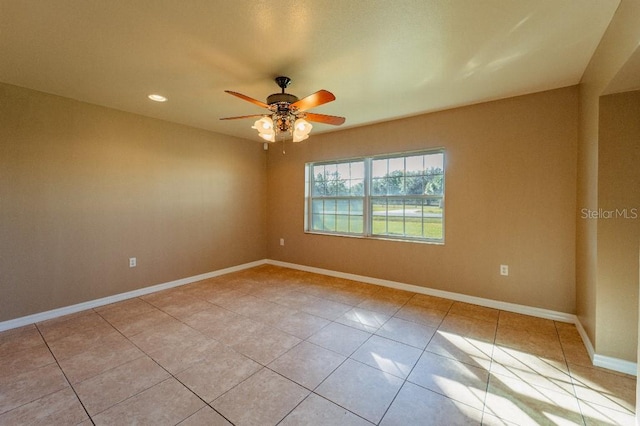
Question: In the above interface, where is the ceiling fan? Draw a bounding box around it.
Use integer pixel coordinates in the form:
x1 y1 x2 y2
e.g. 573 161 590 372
220 76 345 143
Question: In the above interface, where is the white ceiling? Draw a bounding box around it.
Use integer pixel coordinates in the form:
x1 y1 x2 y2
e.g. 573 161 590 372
0 0 621 141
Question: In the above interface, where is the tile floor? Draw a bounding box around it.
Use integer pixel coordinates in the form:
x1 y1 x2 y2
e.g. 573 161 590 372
0 265 636 425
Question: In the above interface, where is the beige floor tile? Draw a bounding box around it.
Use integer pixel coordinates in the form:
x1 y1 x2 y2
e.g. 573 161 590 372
307 322 371 356
254 302 295 325
92 378 204 425
495 325 565 361
498 311 557 336
569 363 636 415
0 340 56 379
205 287 252 306
231 324 301 365
128 320 203 354
280 393 373 426
0 386 89 426
180 305 235 333
0 266 618 425
148 335 223 374
274 310 330 339
491 345 572 393
561 339 593 368
176 345 261 402
211 294 264 315
152 296 213 321
336 307 391 333
425 330 494 367
270 290 323 309
439 312 497 343
300 297 353 321
578 399 636 426
372 286 415 299
250 283 296 301
351 335 422 379
491 363 574 396
0 363 69 414
375 317 437 349
375 316 436 349
480 413 520 425
316 359 403 424
407 351 489 410
555 321 583 343
201 312 263 347
492 343 568 370
268 341 346 390
177 406 233 426
37 311 111 343
58 335 144 384
484 373 584 426
448 302 499 324
320 288 369 306
408 293 455 311
106 308 176 337
95 297 158 324
380 381 483 426
45 324 124 361
212 368 309 426
74 355 170 415
393 304 447 328
356 294 409 317
0 325 45 358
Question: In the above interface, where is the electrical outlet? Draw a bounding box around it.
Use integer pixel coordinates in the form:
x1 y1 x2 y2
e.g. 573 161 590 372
129 257 137 268
500 264 509 276
280 238 285 246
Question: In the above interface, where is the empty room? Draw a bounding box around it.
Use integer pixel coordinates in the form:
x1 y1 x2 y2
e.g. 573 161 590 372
1 1 639 425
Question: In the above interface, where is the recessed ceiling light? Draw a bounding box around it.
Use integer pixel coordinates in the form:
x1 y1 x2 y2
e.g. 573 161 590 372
148 94 167 102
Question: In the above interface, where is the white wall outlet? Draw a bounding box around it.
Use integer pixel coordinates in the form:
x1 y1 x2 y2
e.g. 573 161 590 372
279 238 285 246
129 257 137 268
500 264 509 276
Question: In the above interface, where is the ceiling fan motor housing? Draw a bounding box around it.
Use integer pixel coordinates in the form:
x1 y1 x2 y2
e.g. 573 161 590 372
267 92 299 106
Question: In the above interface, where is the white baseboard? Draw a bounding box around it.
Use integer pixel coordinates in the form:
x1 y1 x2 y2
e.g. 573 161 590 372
574 320 638 376
267 260 576 322
0 259 267 332
268 259 637 376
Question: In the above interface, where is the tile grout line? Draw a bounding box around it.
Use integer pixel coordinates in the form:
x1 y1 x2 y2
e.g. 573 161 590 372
33 324 96 426
554 320 588 426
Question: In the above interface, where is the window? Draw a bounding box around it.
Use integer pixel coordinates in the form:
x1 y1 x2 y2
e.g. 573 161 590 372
305 149 444 243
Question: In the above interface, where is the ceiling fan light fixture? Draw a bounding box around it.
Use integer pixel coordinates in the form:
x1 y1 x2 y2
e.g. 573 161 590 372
292 132 310 143
252 116 276 141
292 118 312 142
259 132 275 142
252 116 273 131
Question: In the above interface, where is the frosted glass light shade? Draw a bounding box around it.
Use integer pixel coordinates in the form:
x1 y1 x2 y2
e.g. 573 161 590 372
292 118 312 142
252 117 273 131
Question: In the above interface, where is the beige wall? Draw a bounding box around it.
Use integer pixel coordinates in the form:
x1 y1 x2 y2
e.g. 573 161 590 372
577 0 640 362
0 82 267 322
267 87 578 313
596 91 640 360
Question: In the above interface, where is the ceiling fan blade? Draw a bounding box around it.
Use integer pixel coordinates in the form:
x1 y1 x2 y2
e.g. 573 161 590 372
224 90 270 109
219 114 265 120
291 90 335 112
305 113 346 126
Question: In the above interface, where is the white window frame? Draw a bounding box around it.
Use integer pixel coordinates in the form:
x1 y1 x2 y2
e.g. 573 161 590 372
305 149 445 244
